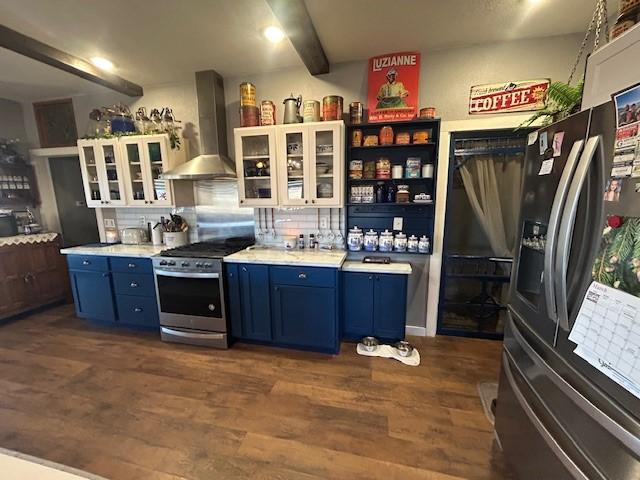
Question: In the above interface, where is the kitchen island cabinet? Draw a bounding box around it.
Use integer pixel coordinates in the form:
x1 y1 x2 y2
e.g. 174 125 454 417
341 264 410 342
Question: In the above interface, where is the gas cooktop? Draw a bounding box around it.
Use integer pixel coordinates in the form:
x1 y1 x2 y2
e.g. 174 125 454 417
159 237 254 259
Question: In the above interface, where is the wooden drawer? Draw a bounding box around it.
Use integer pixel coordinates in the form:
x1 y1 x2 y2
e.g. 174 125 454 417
110 257 153 274
270 265 336 288
113 272 156 297
115 295 159 327
67 255 109 272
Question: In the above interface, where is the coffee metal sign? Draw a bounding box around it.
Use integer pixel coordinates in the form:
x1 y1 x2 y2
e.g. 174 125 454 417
469 79 550 115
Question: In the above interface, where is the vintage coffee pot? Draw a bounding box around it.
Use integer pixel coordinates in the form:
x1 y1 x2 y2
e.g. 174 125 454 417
283 94 302 124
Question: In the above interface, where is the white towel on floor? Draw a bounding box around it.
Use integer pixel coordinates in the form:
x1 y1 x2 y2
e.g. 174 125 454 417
356 343 420 366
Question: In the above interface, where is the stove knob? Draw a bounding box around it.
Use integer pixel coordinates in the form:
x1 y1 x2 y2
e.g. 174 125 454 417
168 260 176 266
181 261 190 267
159 260 167 266
195 262 203 268
204 262 212 268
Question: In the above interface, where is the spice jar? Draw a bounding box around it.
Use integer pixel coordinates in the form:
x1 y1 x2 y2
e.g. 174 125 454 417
379 230 394 252
396 185 410 203
376 157 391 179
352 129 363 146
347 226 364 251
418 235 430 254
407 235 419 253
380 126 394 145
394 232 407 252
364 229 378 252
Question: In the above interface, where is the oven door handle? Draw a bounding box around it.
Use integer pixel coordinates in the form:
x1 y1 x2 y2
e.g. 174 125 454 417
155 270 219 279
161 327 225 339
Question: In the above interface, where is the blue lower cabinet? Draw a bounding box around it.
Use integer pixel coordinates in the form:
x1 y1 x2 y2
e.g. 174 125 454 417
67 255 159 328
69 270 116 323
225 263 272 341
271 284 338 353
115 295 159 327
342 271 407 342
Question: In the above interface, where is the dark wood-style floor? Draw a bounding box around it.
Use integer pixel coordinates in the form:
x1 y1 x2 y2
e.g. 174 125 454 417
0 304 512 479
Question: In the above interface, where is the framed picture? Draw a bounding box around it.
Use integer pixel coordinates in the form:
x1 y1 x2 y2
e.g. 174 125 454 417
33 98 78 147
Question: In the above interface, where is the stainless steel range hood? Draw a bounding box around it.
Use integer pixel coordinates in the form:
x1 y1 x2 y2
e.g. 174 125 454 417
161 70 236 180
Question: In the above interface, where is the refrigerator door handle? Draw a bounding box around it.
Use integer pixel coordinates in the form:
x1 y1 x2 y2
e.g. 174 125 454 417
554 135 603 334
544 140 586 322
502 350 591 480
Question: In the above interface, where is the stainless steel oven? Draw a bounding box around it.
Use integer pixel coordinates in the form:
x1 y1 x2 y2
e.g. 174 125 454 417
153 257 228 348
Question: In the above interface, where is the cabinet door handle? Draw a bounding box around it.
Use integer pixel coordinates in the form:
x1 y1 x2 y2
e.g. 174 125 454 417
242 266 247 272
208 304 216 311
82 260 91 265
240 200 244 204
305 200 309 204
130 282 139 288
298 273 307 279
368 275 373 280
134 307 143 313
311 199 316 204
128 263 136 268
102 273 109 278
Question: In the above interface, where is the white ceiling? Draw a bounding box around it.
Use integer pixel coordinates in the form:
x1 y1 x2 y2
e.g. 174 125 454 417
0 0 616 102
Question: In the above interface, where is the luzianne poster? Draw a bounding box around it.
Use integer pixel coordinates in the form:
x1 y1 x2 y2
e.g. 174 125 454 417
367 52 420 123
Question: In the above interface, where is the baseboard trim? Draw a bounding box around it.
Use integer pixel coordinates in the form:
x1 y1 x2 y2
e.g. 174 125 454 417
406 325 427 337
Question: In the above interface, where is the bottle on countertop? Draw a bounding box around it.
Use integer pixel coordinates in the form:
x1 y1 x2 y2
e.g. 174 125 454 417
298 234 305 249
309 233 316 249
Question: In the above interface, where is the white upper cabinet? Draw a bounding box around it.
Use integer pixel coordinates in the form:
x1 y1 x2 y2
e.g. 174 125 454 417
234 126 279 207
78 138 126 207
235 121 344 208
78 134 191 208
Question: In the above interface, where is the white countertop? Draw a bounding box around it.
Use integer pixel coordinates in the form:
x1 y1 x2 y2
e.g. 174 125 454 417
60 243 165 258
224 247 347 268
341 260 412 275
0 232 58 247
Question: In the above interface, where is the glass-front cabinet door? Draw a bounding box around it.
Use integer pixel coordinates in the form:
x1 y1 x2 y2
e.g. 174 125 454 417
277 124 309 206
78 140 103 207
120 137 149 206
309 121 343 206
234 127 278 207
98 139 126 206
142 136 172 206
78 139 126 207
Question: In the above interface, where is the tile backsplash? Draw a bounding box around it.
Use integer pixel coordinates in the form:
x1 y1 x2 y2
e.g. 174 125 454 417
254 207 345 248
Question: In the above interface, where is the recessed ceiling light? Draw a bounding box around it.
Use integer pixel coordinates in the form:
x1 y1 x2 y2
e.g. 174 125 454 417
263 26 285 44
91 57 114 72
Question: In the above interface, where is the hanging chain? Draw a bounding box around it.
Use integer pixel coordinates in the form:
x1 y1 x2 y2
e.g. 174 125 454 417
568 0 609 85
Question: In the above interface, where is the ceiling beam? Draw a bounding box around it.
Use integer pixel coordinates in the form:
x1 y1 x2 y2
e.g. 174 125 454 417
265 0 329 76
0 24 143 97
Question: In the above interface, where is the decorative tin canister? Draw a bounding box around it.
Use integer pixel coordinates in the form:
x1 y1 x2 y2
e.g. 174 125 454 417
239 82 256 107
303 100 321 122
322 96 343 121
260 100 276 126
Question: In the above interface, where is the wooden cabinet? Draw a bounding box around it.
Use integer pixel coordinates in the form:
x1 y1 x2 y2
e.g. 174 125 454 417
342 271 407 341
235 121 344 208
225 263 339 353
226 263 272 341
0 239 70 321
78 135 192 208
66 255 158 328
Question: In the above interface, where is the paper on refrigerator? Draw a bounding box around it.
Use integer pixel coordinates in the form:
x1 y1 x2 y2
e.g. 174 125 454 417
569 281 640 399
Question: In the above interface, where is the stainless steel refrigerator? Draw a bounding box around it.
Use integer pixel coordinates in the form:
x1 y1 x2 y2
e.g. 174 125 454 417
495 101 640 479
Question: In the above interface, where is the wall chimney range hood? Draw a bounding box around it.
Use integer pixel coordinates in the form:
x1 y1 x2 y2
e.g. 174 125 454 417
161 70 236 180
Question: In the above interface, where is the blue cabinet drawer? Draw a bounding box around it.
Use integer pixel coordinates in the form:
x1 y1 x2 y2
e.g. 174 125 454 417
113 272 156 297
270 265 336 288
67 255 109 272
110 257 153 274
115 295 159 327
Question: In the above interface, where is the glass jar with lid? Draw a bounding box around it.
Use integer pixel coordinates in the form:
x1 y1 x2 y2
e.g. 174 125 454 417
394 232 407 252
407 235 419 253
396 185 410 203
418 235 430 253
379 229 394 252
347 226 364 251
364 229 379 252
